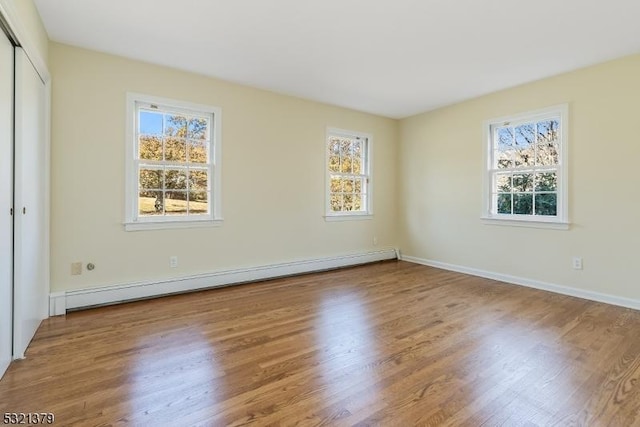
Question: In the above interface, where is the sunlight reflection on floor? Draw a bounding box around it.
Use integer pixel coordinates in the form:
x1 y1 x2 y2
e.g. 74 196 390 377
314 291 381 412
126 328 223 424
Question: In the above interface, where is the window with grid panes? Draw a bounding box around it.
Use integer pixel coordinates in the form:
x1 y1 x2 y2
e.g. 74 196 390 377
125 94 222 230
326 129 371 219
484 105 568 228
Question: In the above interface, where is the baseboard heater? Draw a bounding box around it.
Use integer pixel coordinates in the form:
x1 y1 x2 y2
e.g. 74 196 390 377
50 248 399 315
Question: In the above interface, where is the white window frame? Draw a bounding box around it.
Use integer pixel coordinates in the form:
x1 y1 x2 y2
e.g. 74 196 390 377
482 104 569 230
325 127 373 221
124 93 223 231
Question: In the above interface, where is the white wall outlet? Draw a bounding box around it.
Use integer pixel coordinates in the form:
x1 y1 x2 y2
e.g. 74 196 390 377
71 262 82 275
169 256 178 268
572 256 583 270
373 236 378 246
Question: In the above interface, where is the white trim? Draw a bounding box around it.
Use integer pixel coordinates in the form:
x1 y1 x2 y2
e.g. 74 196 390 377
49 292 66 316
0 0 50 84
0 27 13 379
484 104 569 127
325 127 373 219
324 214 373 222
124 92 223 230
482 104 569 226
43 64 51 316
124 218 223 231
55 249 398 311
401 255 640 311
480 217 569 230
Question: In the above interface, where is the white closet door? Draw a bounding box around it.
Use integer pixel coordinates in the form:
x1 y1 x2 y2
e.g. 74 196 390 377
0 31 14 377
13 48 47 359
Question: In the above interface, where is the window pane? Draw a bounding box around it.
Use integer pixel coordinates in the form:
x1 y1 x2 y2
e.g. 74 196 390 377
537 120 558 143
328 156 340 172
340 156 352 173
330 176 341 193
512 174 533 192
514 123 536 167
139 168 162 189
330 194 342 211
343 194 354 211
188 140 207 163
514 148 535 167
535 172 557 191
328 139 340 156
165 138 187 162
352 140 362 156
535 193 557 216
189 170 208 191
165 169 187 190
497 194 511 214
496 150 513 169
139 136 163 161
514 193 533 215
536 142 559 166
496 127 513 150
353 194 362 211
354 178 363 193
352 157 362 174
342 178 354 193
188 118 208 140
188 191 208 214
340 139 352 157
164 115 187 137
139 190 164 216
514 123 535 148
139 111 163 135
496 174 511 192
164 191 188 215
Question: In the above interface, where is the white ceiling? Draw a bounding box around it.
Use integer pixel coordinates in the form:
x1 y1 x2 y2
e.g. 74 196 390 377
34 0 640 119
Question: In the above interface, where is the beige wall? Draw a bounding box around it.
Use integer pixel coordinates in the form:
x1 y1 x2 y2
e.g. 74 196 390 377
399 54 640 300
49 42 398 292
45 38 640 303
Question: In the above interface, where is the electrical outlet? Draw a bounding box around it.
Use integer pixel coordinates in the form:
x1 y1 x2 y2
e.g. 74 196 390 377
169 256 178 268
373 236 378 246
71 262 82 275
572 256 583 270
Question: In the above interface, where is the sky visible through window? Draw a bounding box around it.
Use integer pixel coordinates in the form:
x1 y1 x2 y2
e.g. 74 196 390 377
140 111 164 134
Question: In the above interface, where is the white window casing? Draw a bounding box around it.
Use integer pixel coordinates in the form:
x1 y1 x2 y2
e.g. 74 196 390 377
124 93 222 231
325 127 373 221
482 104 569 230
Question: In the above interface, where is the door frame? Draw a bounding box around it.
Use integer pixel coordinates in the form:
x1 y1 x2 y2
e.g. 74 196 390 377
0 23 14 378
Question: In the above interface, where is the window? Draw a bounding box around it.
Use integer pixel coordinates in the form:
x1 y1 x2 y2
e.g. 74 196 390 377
125 93 222 231
325 128 372 220
483 104 568 229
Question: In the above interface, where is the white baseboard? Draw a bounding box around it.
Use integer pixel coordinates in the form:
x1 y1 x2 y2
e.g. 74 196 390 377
401 255 640 311
49 291 66 316
51 248 398 313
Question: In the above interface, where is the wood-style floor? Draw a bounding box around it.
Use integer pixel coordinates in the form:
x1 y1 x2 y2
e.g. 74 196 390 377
1 261 640 426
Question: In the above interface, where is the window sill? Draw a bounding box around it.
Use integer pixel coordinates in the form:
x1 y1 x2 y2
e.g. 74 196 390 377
324 214 373 222
481 216 569 230
124 219 223 231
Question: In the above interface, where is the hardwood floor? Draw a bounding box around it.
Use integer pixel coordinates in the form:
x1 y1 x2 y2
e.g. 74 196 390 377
1 261 640 426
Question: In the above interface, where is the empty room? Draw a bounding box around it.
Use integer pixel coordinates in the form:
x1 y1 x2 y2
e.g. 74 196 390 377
1 0 640 425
